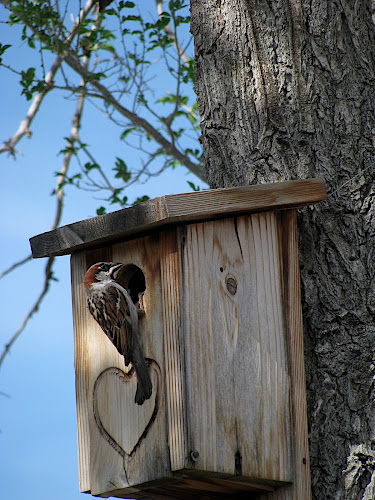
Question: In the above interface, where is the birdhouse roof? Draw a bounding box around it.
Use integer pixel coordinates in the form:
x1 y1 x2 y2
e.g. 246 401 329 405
30 179 326 258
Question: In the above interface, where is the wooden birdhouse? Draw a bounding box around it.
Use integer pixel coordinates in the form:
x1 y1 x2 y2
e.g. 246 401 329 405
30 179 326 499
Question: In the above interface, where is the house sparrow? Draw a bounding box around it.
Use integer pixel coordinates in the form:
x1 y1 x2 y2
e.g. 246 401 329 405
84 262 152 405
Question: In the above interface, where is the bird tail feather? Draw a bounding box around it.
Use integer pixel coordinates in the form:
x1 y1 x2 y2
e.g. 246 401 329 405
133 352 152 405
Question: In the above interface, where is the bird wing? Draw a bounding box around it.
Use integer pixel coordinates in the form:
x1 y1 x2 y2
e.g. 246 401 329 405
88 285 133 365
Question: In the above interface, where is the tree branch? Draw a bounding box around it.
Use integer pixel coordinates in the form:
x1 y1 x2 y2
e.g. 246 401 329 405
0 256 55 370
0 57 61 155
63 53 206 181
1 0 204 180
0 254 32 280
0 0 96 154
155 0 190 66
0 56 88 370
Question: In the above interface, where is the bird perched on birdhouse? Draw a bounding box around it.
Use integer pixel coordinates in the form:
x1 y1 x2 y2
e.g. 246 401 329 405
84 262 152 405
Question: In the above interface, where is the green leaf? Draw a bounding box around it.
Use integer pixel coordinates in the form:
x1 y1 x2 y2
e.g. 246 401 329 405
20 67 36 100
9 13 21 25
169 160 180 169
124 15 142 22
134 195 150 205
119 0 135 8
0 43 11 63
85 72 106 82
84 162 100 171
155 13 171 30
96 206 107 215
187 113 198 125
120 127 136 140
113 157 131 182
187 181 201 191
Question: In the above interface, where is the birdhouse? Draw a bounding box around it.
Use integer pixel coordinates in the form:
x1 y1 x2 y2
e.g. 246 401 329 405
30 179 326 499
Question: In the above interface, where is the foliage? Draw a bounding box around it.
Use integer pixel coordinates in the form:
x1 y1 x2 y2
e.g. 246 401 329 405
0 0 205 368
0 0 204 213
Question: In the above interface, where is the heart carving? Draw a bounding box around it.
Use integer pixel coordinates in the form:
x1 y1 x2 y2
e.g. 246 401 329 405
93 360 161 460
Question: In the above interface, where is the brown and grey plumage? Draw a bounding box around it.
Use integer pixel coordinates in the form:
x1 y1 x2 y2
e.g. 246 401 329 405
84 262 152 405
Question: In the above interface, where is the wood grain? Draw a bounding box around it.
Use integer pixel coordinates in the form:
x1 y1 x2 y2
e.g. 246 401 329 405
159 230 188 471
71 210 311 498
259 210 311 500
280 210 311 500
72 237 171 497
71 251 92 493
96 472 286 498
30 179 326 258
179 214 292 483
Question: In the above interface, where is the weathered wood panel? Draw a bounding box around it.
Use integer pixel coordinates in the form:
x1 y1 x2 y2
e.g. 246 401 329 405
96 472 285 498
179 213 292 483
159 230 188 471
30 179 326 258
71 251 92 494
71 209 311 498
280 210 311 500
258 210 311 500
72 236 171 497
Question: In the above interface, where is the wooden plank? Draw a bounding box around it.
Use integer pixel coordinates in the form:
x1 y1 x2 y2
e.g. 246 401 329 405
89 236 171 496
72 237 172 497
179 214 292 483
235 213 291 481
71 246 113 493
97 472 285 499
280 210 311 499
159 230 188 471
30 179 326 258
71 251 92 494
259 210 311 500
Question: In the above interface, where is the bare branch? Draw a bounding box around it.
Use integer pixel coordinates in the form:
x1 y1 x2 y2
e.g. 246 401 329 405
0 254 32 280
63 53 206 181
0 56 89 370
54 57 89 222
78 141 120 194
0 255 55 371
0 57 61 155
0 0 96 154
1 0 204 180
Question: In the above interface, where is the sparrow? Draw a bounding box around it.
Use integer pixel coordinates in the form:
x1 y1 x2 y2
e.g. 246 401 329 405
84 262 152 405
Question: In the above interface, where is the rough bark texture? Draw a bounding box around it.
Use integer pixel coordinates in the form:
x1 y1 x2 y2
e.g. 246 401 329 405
190 1 375 498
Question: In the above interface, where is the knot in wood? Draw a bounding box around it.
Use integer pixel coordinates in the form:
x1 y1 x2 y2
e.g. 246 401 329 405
226 277 237 295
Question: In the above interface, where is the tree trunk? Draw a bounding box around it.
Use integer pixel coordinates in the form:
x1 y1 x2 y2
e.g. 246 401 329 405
190 1 375 498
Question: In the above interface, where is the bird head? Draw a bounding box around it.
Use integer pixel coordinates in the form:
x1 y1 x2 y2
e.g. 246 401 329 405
84 262 123 289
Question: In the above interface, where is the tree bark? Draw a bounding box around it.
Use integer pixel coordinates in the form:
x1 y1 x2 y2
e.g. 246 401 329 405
191 1 375 498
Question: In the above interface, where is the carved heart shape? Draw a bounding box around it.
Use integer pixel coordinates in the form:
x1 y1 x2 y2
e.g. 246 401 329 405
93 360 160 460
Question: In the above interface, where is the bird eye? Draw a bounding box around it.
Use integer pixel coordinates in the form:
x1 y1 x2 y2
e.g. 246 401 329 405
97 262 113 273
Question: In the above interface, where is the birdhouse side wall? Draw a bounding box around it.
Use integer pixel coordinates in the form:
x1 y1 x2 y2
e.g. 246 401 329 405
177 213 293 483
71 235 171 497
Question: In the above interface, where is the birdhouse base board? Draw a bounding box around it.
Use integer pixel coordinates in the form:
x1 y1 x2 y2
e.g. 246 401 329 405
94 470 289 499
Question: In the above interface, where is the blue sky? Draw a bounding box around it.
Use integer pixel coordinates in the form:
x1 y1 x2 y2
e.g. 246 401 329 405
0 3 203 498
